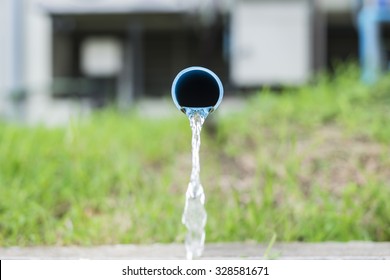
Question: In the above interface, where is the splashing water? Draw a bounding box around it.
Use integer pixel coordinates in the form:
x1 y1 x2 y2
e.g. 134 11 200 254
181 107 212 259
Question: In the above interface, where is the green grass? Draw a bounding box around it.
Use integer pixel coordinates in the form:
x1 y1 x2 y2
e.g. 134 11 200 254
1 64 390 246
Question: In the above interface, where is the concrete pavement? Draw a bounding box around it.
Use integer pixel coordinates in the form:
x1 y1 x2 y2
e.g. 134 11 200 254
1 242 389 260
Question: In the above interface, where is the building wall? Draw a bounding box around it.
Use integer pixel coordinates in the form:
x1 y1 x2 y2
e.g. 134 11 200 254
49 13 228 100
0 0 8 102
0 0 25 118
0 0 52 120
230 0 312 86
25 0 52 94
0 0 366 123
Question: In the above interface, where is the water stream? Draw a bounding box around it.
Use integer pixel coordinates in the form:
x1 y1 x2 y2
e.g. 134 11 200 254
181 107 212 259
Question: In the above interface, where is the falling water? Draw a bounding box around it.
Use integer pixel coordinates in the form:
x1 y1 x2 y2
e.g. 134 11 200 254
171 66 223 259
181 107 212 259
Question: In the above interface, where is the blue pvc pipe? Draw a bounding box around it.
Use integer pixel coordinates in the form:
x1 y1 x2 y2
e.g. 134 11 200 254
358 5 390 83
171 66 223 111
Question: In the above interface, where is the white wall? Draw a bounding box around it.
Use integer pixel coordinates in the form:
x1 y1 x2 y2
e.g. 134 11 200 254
0 0 9 115
0 0 52 120
0 1 6 91
230 0 312 86
1 0 84 125
25 0 52 95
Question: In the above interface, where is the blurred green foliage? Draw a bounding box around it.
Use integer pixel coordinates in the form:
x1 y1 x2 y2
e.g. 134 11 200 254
0 64 389 246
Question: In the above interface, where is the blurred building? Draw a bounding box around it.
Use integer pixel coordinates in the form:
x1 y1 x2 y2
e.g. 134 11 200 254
0 0 375 123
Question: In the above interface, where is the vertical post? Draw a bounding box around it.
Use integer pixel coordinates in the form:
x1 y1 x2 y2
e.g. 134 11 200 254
117 22 144 108
117 31 134 108
0 1 6 116
8 0 25 120
312 0 327 72
358 7 382 83
10 0 24 92
131 23 144 100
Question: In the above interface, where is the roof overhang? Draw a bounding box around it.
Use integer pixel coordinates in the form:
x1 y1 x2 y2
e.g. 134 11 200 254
37 0 225 15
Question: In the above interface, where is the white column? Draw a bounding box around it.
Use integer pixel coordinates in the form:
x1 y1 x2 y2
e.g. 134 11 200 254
1 0 25 120
0 0 7 116
25 0 52 94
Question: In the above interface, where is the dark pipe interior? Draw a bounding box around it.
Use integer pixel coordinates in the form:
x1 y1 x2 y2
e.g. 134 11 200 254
174 70 220 108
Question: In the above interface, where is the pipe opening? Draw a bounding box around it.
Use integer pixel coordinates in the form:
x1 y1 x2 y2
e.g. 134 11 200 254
174 69 221 108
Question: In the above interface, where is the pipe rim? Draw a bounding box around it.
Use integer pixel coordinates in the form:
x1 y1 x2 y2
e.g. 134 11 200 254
171 66 224 111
